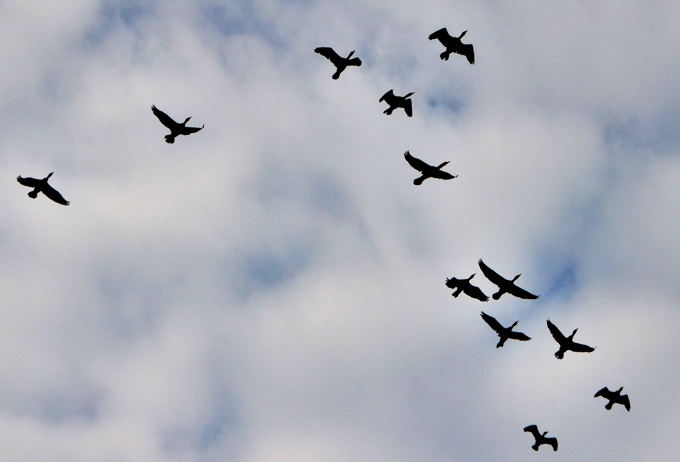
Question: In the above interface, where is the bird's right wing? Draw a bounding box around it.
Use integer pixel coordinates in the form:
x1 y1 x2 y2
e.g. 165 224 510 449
428 27 450 45
464 283 488 302
523 425 540 438
546 320 567 344
621 395 631 411
570 341 595 353
547 437 558 451
41 183 70 206
508 331 531 341
404 151 430 172
461 43 475 64
404 98 413 117
594 387 610 398
480 312 504 333
430 170 456 180
314 47 342 64
379 89 394 103
183 124 204 134
507 284 539 299
478 259 507 286
151 105 179 130
16 176 41 187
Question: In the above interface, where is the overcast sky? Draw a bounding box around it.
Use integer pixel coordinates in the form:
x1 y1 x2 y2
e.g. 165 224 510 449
1 1 679 461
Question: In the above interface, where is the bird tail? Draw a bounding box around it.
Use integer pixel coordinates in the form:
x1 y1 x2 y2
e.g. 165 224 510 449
452 287 463 297
605 402 613 410
28 189 39 199
413 176 425 185
554 350 564 360
492 291 503 300
348 57 361 67
164 134 176 144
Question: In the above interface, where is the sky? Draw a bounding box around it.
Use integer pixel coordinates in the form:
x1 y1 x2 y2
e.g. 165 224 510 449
1 1 679 461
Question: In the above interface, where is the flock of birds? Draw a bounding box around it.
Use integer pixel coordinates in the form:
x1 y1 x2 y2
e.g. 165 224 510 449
15 23 630 456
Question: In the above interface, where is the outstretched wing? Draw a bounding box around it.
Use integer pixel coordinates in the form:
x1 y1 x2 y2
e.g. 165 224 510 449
461 43 475 64
478 259 507 286
464 282 488 301
379 89 394 103
507 284 539 299
569 340 595 353
430 169 456 180
508 330 531 341
17 176 41 187
480 312 505 334
42 183 69 206
594 387 610 399
546 320 567 344
546 437 558 451
183 124 204 135
404 151 431 172
621 395 631 411
314 47 342 65
151 105 179 130
428 27 450 45
404 98 413 117
523 425 540 439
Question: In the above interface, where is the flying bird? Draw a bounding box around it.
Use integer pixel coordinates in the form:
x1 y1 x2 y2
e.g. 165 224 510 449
428 28 475 64
446 274 488 301
379 89 415 117
17 172 69 206
314 47 362 79
480 312 531 348
523 425 558 452
477 259 539 300
546 319 595 359
151 105 204 144
404 151 457 185
594 386 630 411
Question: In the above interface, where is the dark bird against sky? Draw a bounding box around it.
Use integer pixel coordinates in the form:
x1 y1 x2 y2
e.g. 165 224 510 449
477 259 539 300
17 172 70 206
404 151 457 185
594 386 631 411
379 89 415 117
480 312 531 348
446 274 488 301
547 319 595 359
151 105 204 144
314 47 362 79
428 27 475 64
523 424 558 451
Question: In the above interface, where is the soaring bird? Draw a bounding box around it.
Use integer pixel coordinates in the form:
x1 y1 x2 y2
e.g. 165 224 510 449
17 172 69 206
151 105 204 144
428 28 475 64
379 89 415 117
480 312 531 348
314 47 362 79
594 386 630 411
404 151 457 185
546 320 595 359
477 259 539 300
446 274 488 301
523 425 558 452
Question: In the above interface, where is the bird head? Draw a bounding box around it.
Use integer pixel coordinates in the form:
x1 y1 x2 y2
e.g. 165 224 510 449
404 92 415 99
348 50 355 58
183 116 192 125
512 274 521 282
467 273 475 281
511 321 519 328
46 172 54 180
542 431 548 437
569 328 578 339
459 30 468 39
436 161 450 169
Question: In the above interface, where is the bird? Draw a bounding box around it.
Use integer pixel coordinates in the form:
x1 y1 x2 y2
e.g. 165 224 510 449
546 320 595 359
151 105 204 143
314 47 362 79
17 172 69 206
446 274 488 301
379 89 415 117
523 425 558 451
477 259 539 300
480 312 531 348
594 386 630 411
404 151 457 185
428 28 475 64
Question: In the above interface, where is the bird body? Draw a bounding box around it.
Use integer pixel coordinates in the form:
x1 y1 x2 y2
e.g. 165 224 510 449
404 151 457 185
480 312 531 348
428 27 475 64
17 172 69 206
595 386 630 411
477 259 539 300
379 89 415 117
523 425 558 451
151 105 204 143
446 274 488 301
314 47 362 79
547 320 595 359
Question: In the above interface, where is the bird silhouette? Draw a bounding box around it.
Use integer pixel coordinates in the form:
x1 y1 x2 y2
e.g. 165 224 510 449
428 28 475 64
379 89 415 117
523 425 558 451
546 320 595 359
404 151 457 185
594 386 630 411
446 274 488 301
17 172 69 206
480 312 531 348
314 47 362 79
477 259 539 300
151 105 204 144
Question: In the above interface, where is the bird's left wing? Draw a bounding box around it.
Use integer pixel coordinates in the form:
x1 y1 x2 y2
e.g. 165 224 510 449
314 47 341 63
428 27 450 44
570 341 595 353
546 320 567 344
183 124 204 134
480 312 504 334
151 105 179 130
16 176 41 187
507 284 539 299
404 151 430 172
41 183 70 206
